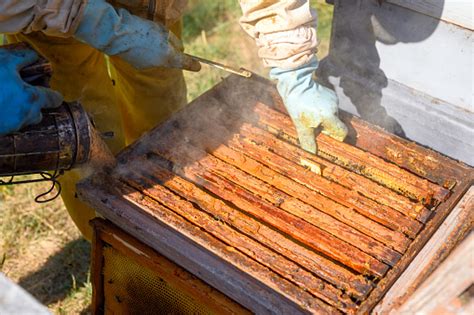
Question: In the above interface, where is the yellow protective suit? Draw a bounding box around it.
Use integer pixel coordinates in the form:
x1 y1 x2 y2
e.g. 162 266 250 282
6 20 186 240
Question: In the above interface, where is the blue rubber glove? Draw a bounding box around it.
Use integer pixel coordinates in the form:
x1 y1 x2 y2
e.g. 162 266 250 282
74 0 200 71
0 48 63 136
270 57 348 153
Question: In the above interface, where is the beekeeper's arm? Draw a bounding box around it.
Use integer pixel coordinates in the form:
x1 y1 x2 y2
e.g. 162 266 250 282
0 0 200 71
239 0 348 153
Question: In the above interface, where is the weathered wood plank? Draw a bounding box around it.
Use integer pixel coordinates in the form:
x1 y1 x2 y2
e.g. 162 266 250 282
197 151 401 265
90 220 105 315
92 219 251 315
120 169 358 313
149 141 389 277
80 176 337 314
128 155 373 300
372 186 474 314
254 102 450 205
239 123 430 223
396 232 474 314
211 144 410 254
227 132 422 239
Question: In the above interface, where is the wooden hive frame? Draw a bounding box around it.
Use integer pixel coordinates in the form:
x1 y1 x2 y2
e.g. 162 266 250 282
90 218 250 314
78 75 473 314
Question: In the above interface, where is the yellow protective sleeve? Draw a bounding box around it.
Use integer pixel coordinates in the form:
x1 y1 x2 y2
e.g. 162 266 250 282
5 20 186 240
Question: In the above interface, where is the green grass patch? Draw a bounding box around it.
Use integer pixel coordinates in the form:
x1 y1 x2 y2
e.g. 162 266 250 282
183 0 240 41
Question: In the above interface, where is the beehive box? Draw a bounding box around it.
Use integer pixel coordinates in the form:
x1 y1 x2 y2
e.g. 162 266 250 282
78 75 473 314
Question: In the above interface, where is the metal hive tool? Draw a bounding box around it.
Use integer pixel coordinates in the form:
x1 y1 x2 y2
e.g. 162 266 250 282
78 75 473 314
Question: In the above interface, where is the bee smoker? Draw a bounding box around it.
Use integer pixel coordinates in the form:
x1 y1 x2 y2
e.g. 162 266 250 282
0 44 97 202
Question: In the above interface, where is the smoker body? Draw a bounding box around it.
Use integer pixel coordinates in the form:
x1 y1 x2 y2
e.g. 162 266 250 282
0 43 95 180
0 102 93 176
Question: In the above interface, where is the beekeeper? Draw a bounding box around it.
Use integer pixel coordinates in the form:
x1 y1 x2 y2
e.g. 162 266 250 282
0 0 347 239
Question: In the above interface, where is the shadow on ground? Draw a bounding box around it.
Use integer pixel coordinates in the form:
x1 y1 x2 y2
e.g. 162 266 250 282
17 238 91 306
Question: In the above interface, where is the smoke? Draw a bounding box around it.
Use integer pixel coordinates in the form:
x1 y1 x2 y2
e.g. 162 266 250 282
79 126 117 179
106 72 279 188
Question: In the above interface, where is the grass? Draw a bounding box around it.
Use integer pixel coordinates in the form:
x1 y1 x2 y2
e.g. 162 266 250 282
0 180 91 314
183 0 259 100
0 1 333 313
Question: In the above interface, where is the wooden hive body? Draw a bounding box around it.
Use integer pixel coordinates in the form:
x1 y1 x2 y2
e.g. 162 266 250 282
78 75 473 314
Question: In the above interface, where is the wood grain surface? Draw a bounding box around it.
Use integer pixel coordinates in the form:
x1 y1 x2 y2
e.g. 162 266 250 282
78 75 473 314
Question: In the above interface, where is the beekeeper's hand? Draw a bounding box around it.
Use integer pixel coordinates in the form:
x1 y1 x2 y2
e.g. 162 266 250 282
270 57 348 154
74 0 201 71
0 48 63 136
